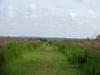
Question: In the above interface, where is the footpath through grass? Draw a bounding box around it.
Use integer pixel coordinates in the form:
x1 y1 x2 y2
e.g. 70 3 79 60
2 44 84 75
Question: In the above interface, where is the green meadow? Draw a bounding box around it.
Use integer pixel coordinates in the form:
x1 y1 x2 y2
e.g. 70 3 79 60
0 40 100 75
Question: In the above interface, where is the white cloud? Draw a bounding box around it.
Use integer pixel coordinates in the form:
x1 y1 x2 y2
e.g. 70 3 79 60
73 0 84 3
29 4 37 10
88 10 96 18
7 6 16 17
2 4 38 18
69 12 77 18
30 14 39 18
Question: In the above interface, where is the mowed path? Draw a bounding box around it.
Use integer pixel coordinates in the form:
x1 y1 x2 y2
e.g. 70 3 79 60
4 46 84 75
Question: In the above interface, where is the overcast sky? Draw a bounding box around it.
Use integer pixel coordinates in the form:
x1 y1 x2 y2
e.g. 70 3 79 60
0 0 100 38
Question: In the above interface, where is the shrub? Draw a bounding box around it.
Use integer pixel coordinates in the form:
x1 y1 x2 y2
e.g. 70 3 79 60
66 48 87 66
32 40 44 49
57 44 67 55
82 52 100 75
66 47 100 75
0 50 5 67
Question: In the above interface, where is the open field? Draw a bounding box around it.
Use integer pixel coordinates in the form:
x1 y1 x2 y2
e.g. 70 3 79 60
0 37 100 75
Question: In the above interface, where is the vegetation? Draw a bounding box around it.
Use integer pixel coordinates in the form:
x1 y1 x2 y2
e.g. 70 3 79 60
0 39 100 75
96 35 100 41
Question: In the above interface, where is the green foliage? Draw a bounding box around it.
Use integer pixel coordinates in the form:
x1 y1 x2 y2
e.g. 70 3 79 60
0 40 100 75
54 41 100 75
56 44 67 55
32 40 44 49
0 50 5 66
67 49 88 66
64 47 100 75
82 52 100 75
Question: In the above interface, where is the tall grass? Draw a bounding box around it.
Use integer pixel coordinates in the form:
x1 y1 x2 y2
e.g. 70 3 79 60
55 41 100 75
0 40 46 75
0 40 100 75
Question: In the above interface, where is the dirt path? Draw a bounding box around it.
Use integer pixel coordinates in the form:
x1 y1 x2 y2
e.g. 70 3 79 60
4 46 84 75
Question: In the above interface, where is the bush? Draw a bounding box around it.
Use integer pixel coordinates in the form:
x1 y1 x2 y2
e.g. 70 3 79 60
66 48 87 66
57 44 67 55
82 52 100 75
32 40 44 49
0 50 5 67
66 47 100 75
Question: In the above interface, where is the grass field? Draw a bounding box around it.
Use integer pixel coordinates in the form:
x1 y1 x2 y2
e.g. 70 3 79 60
0 39 100 75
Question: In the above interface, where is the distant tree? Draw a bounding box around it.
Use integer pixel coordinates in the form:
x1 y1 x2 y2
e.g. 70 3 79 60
96 35 100 41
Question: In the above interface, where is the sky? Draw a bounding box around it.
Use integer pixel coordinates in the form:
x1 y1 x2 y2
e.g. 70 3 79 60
0 0 100 38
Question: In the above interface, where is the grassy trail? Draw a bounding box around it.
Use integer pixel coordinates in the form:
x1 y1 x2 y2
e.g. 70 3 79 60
4 45 84 75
